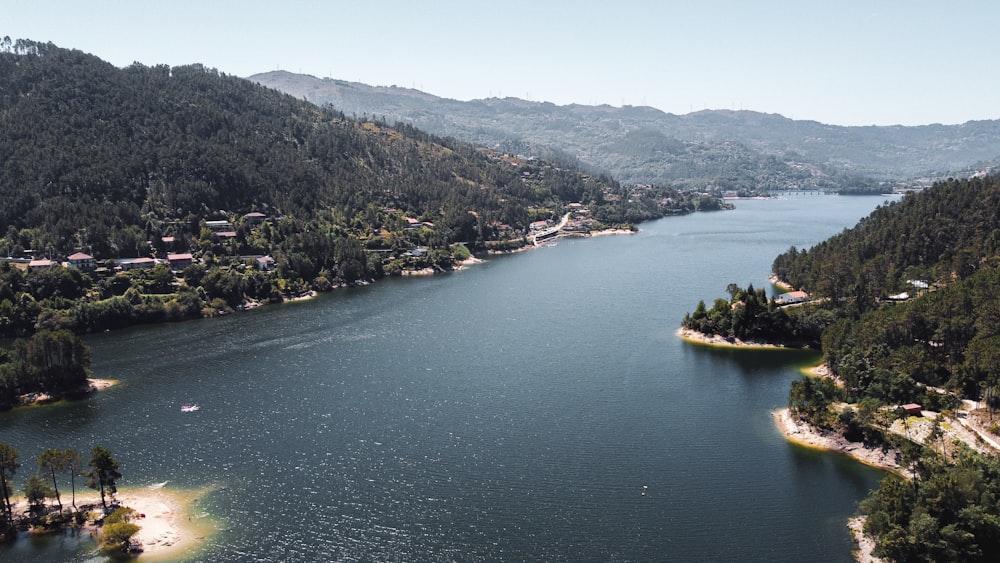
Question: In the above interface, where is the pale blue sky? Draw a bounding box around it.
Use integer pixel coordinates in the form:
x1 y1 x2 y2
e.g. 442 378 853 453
6 0 998 126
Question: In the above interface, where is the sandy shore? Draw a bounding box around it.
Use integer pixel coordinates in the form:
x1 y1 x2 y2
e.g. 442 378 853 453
676 327 804 349
768 274 794 291
14 485 213 560
117 487 207 559
589 228 635 237
88 378 117 392
401 267 437 276
17 378 118 407
402 255 485 276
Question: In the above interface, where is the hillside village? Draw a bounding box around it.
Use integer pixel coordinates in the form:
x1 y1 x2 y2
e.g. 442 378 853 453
5 212 278 278
4 198 637 281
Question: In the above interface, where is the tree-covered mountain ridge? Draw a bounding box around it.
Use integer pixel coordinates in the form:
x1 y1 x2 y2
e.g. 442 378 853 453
0 39 721 341
688 175 1000 561
1 40 710 259
777 175 1000 562
250 70 1000 189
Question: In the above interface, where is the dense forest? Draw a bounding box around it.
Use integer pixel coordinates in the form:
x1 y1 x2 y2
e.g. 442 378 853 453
683 175 1000 561
0 39 721 343
0 329 90 410
772 177 1000 317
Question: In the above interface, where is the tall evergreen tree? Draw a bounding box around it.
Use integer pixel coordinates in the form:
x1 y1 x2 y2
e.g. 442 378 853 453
0 443 20 532
64 448 84 510
87 445 121 511
37 448 67 512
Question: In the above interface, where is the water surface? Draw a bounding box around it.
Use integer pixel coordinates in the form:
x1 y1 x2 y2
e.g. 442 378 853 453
0 195 894 561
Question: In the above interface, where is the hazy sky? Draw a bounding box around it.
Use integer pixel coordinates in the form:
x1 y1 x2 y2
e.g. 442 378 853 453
6 0 998 126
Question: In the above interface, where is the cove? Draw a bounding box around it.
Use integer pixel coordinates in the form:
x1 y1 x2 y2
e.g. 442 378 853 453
1 194 893 561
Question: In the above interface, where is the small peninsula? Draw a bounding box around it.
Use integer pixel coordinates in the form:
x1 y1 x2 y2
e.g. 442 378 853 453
676 327 802 350
679 282 823 349
1 442 214 558
8 486 211 558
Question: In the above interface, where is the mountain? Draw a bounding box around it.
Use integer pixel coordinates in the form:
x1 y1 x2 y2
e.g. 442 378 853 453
250 71 1000 189
0 40 697 262
0 40 724 338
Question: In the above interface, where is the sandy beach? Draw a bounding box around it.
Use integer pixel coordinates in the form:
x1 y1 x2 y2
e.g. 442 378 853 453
116 487 208 559
402 254 485 276
676 327 803 349
13 485 212 560
88 378 117 392
17 378 118 407
589 228 635 237
767 274 794 292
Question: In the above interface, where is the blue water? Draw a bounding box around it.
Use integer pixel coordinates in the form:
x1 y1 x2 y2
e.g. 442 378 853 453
0 195 894 561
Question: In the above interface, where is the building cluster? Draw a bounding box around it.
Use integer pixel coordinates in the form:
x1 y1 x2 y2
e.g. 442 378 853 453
2 212 275 276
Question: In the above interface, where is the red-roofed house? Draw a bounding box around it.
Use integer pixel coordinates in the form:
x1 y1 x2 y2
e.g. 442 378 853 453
167 253 194 270
244 212 267 225
28 259 58 270
67 252 95 271
256 256 275 271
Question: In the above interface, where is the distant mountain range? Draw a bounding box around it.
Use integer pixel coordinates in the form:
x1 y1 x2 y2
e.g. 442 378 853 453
250 71 1000 191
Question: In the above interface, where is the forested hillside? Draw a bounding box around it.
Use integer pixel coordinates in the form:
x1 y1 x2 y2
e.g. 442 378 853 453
768 176 1000 403
0 40 605 257
690 176 1000 403
772 177 1000 316
0 39 717 343
686 176 1000 561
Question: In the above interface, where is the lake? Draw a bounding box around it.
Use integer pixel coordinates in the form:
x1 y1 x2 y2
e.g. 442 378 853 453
0 194 895 561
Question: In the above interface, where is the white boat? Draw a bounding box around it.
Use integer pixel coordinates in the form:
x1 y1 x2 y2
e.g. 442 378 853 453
181 405 201 412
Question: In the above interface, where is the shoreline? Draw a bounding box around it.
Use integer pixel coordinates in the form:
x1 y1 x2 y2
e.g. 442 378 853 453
588 227 635 237
112 486 214 559
771 409 895 563
88 377 117 392
12 485 214 559
16 378 119 408
848 516 882 563
771 407 905 475
676 327 806 350
768 274 794 291
402 255 485 276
